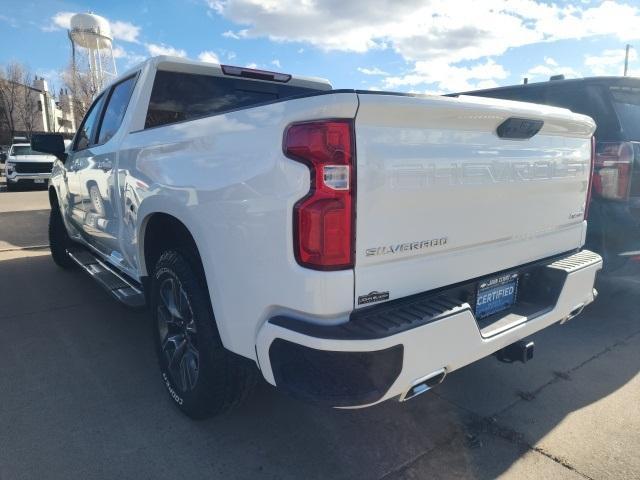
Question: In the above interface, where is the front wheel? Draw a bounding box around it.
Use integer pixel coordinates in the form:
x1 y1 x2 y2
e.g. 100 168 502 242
48 203 76 269
151 250 256 419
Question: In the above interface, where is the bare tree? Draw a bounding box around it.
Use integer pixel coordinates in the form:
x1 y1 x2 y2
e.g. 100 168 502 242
0 62 48 141
17 70 42 140
0 62 24 141
63 60 97 122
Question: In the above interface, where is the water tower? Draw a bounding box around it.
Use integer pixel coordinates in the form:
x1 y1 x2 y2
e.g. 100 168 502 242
68 12 117 93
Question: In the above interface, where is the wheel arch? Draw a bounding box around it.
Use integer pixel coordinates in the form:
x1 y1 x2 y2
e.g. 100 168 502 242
139 212 203 277
48 185 59 208
139 210 233 350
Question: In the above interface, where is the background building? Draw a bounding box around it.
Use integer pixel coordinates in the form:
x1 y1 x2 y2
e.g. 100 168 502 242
0 70 78 145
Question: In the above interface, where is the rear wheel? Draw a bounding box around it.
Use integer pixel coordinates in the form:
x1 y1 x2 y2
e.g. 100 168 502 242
48 202 75 269
151 250 256 419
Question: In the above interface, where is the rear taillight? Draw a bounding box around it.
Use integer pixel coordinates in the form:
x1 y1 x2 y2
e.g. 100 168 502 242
593 141 634 201
285 120 355 270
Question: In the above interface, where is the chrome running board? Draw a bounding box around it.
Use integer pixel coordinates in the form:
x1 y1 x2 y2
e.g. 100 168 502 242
67 248 145 308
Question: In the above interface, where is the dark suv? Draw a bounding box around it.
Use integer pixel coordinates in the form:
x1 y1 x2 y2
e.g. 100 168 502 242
457 76 640 271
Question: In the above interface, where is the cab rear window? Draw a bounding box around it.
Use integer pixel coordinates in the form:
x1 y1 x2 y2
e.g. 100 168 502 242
145 70 316 129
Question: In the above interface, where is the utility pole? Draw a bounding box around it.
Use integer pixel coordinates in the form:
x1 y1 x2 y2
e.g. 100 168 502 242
624 44 631 76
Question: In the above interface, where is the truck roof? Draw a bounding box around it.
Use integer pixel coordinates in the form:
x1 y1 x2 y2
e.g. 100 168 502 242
455 75 640 97
116 55 332 93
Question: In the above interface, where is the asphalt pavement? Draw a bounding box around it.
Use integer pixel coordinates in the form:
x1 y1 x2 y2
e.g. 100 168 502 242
0 184 638 480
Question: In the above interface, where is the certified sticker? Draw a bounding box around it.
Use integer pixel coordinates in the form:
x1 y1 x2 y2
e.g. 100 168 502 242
358 291 390 305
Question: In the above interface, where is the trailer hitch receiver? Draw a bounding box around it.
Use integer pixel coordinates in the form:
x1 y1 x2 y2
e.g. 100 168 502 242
496 340 534 364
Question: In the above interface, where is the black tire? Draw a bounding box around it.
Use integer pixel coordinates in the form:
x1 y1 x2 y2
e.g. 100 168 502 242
151 250 257 419
48 203 76 269
5 181 15 192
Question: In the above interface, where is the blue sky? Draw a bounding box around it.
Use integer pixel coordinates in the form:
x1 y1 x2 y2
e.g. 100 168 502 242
1 0 640 94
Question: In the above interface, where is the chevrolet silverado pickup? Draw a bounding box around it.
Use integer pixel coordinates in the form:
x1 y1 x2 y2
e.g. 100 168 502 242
32 56 602 419
4 143 56 191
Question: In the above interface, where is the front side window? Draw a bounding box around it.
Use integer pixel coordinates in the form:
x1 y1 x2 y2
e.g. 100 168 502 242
74 94 106 151
97 76 137 145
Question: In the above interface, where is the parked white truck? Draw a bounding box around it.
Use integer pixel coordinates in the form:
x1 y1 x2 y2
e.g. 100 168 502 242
32 56 602 419
4 143 56 191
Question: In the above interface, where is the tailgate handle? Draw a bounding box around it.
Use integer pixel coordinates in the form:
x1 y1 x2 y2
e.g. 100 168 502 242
497 117 544 140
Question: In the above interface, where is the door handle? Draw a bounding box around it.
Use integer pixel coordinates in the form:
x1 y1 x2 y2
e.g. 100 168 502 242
96 159 113 172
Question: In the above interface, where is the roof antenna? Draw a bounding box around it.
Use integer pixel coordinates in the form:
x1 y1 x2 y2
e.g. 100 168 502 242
523 77 528 85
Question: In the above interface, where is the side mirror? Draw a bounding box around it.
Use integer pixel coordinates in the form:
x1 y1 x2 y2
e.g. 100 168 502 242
31 133 67 162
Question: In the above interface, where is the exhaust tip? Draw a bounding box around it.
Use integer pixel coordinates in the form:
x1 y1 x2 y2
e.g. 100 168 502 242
400 368 447 402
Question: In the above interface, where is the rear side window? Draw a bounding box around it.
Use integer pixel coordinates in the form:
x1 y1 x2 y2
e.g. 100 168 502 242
145 70 316 128
97 76 137 144
74 94 106 151
610 86 640 140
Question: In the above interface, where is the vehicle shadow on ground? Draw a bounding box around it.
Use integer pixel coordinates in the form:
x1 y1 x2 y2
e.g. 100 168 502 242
0 252 638 480
0 210 49 250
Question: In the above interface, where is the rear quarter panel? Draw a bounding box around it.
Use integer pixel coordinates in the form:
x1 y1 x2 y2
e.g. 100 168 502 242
118 92 359 359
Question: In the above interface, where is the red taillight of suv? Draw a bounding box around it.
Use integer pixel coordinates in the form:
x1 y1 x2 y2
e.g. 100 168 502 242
593 141 634 201
284 120 355 270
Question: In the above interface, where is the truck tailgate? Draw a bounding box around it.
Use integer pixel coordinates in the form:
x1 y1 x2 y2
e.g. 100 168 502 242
353 93 595 307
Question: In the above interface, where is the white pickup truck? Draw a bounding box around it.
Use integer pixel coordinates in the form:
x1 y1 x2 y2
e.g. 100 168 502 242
4 143 56 191
32 56 602 419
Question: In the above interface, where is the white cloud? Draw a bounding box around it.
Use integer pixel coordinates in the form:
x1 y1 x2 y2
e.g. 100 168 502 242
271 59 281 68
208 0 640 89
109 46 146 68
0 15 18 28
222 30 240 39
111 20 140 43
198 50 221 64
584 48 638 76
211 0 631 59
123 53 147 68
42 11 73 31
525 56 580 80
53 11 73 29
357 67 389 76
146 43 187 58
384 59 509 93
245 62 258 69
112 46 127 59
